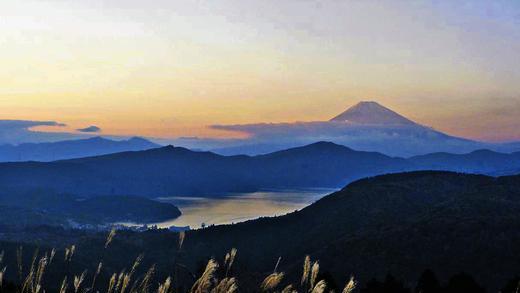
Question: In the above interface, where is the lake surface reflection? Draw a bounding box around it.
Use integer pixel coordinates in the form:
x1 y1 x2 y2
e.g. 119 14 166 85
153 189 336 229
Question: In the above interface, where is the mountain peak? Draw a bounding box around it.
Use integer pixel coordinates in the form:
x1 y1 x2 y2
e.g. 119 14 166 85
330 101 416 126
86 136 107 141
127 136 151 143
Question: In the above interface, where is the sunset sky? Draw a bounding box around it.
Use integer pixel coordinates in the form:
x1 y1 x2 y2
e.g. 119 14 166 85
1 0 520 142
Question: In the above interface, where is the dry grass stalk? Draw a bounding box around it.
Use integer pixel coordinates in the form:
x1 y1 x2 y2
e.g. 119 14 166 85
134 265 155 293
96 262 103 277
30 249 39 274
65 245 76 262
107 273 117 293
157 277 171 293
342 276 357 293
73 270 87 293
21 266 34 293
130 254 144 276
178 231 186 250
120 273 132 293
0 250 4 288
301 256 311 286
102 255 139 293
260 272 284 292
281 284 297 293
105 228 117 249
309 262 320 290
190 259 218 293
70 245 76 261
116 254 144 293
114 270 126 293
0 267 6 288
49 248 56 265
128 274 142 293
59 277 68 293
35 256 48 292
21 251 41 293
310 280 327 293
224 248 237 276
89 262 103 291
210 277 238 293
273 257 282 273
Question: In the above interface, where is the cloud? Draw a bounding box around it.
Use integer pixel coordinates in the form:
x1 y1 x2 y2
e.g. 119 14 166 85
211 121 365 139
208 121 495 157
0 120 66 129
0 119 149 146
0 119 86 145
77 125 101 133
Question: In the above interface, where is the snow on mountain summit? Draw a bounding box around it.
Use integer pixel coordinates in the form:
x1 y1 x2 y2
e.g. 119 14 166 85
330 101 417 126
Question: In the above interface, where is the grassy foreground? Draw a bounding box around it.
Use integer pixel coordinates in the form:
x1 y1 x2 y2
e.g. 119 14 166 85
0 229 356 293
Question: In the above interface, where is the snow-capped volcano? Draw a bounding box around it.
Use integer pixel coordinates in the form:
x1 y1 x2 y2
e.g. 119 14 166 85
330 101 416 126
204 100 510 157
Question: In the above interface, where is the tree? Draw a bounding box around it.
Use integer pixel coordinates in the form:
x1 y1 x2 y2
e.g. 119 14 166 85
361 274 410 293
360 278 384 293
500 277 520 293
415 270 441 293
444 273 485 293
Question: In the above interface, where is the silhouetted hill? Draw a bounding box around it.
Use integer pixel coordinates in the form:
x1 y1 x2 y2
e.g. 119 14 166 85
68 195 181 223
179 171 520 291
409 149 520 173
0 172 519 292
1 172 515 291
0 191 181 226
252 142 411 188
0 137 160 162
0 142 413 197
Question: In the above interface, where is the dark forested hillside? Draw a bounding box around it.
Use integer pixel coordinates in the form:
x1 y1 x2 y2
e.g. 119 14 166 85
1 171 518 292
178 171 520 291
0 191 181 227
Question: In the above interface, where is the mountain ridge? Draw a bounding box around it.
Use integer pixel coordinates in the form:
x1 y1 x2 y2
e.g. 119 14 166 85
1 141 520 198
0 141 412 197
0 136 160 162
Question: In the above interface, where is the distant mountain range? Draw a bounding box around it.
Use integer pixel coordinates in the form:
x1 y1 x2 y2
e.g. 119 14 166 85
0 142 410 197
210 101 520 156
410 149 520 174
0 141 520 197
1 102 518 161
0 136 160 162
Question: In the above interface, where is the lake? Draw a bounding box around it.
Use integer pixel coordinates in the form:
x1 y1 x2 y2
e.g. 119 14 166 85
149 189 336 229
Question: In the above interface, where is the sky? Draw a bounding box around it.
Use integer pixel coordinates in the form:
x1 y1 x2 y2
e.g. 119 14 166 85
1 0 520 143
